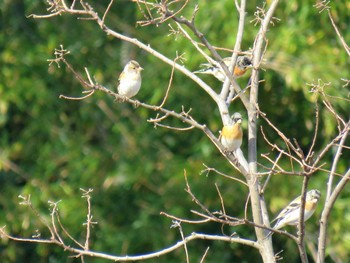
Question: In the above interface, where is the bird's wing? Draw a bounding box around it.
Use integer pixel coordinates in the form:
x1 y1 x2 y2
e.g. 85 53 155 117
118 71 125 82
272 196 301 222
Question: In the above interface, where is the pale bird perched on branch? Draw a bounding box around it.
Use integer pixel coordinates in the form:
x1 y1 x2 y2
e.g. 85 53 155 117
117 60 143 98
271 189 321 231
220 112 243 152
194 56 252 82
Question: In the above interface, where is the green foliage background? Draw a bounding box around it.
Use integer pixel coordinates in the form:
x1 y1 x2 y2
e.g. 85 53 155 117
0 0 349 262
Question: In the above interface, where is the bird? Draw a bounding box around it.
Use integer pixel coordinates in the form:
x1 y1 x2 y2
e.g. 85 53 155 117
220 112 243 152
194 55 252 82
271 189 321 231
117 60 143 98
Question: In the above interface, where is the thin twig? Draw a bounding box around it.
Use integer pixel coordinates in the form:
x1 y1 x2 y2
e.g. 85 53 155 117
260 151 283 193
55 211 84 249
17 195 56 240
81 189 97 251
199 247 210 263
184 171 214 217
326 6 350 55
157 55 178 108
101 0 114 25
49 201 65 245
215 184 227 218
260 126 303 168
200 164 248 187
160 212 211 224
171 221 189 263
306 103 320 162
297 177 310 263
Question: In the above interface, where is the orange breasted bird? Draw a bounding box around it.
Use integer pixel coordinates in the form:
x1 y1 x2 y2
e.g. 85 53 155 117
272 189 321 231
220 112 243 152
194 56 252 82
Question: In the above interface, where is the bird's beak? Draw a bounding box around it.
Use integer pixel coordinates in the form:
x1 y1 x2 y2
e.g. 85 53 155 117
140 67 144 71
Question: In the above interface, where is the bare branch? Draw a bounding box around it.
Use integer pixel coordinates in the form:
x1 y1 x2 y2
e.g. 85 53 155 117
157 53 182 108
260 125 303 169
306 103 320 162
48 201 65 245
171 221 189 263
101 0 114 25
0 226 262 261
166 4 250 110
81 189 97 251
200 164 248 187
215 183 227 219
260 151 284 193
55 209 85 249
317 169 350 262
33 5 223 107
312 121 350 168
317 118 350 262
59 90 95 100
314 1 350 56
175 22 214 65
18 195 56 240
184 171 214 217
199 247 210 263
135 0 190 27
220 0 248 104
297 177 310 263
160 212 211 224
258 107 301 158
247 1 282 260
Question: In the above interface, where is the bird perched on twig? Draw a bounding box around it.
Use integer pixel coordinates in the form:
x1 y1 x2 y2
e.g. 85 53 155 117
220 112 243 152
117 60 143 99
194 56 252 82
271 189 321 232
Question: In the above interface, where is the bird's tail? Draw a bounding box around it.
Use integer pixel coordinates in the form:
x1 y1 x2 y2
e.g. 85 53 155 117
265 230 274 239
265 220 280 238
193 66 215 75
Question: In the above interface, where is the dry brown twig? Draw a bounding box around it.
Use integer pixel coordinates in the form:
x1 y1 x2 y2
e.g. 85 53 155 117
314 1 350 56
81 189 97 251
200 164 248 187
101 0 114 25
296 177 311 263
215 183 227 220
258 102 347 184
160 171 246 229
170 221 189 263
157 52 185 108
308 79 346 129
135 0 190 27
199 247 210 263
